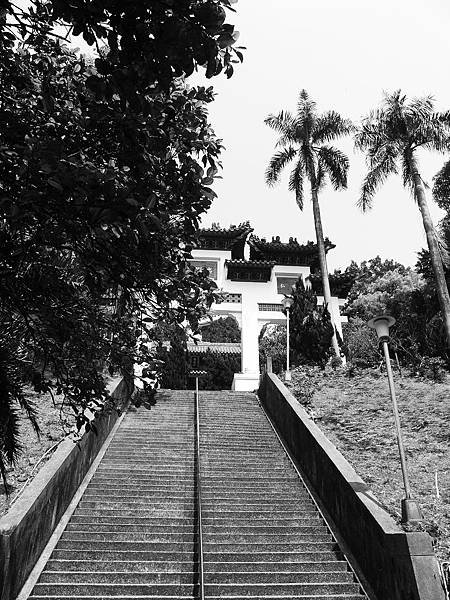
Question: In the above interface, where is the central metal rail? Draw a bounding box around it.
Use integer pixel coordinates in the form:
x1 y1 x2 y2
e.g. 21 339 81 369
194 376 205 600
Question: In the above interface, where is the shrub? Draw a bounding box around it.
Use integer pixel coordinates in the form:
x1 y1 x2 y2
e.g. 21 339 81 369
417 357 447 382
188 350 240 390
330 356 343 370
290 279 334 368
201 316 241 343
259 324 287 374
343 318 380 367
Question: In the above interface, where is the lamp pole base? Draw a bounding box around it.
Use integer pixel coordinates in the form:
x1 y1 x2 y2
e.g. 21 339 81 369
401 498 423 523
285 370 292 382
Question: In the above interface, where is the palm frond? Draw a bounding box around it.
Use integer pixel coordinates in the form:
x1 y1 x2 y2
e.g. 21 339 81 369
265 146 297 186
404 95 434 123
359 148 398 210
315 163 326 192
288 158 305 210
433 159 450 209
414 117 450 152
301 142 316 184
264 110 296 137
295 89 316 141
17 394 40 436
318 146 349 190
312 111 355 144
354 111 390 152
401 154 416 196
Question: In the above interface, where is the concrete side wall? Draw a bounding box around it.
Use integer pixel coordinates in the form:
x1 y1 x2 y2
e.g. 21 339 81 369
0 379 131 600
258 373 445 600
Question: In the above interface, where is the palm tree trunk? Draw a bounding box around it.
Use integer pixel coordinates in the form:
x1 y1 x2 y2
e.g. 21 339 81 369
311 187 340 357
409 156 450 349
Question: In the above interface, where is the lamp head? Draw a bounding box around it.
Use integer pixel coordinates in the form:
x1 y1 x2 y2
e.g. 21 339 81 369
281 296 294 310
367 315 396 341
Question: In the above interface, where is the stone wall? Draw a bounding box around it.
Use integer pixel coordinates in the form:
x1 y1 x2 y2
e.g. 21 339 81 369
0 378 132 600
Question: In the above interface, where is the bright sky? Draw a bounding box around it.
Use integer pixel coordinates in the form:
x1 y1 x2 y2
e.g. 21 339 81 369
192 0 450 271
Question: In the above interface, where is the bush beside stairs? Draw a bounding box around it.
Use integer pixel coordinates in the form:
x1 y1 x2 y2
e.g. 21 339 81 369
24 390 368 599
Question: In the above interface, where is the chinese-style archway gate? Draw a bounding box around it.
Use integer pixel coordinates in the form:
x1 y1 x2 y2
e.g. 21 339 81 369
189 224 349 391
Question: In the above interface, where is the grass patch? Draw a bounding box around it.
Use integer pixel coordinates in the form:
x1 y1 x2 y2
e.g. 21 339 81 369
288 366 450 562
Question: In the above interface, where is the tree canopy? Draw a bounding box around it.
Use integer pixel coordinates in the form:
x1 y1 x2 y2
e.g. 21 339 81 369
0 1 243 485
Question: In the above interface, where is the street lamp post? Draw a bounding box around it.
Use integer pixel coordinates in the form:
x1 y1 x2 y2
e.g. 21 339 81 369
282 296 294 382
368 315 422 524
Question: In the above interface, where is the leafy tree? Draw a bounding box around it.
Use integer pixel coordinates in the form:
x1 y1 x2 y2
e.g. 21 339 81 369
188 350 240 390
345 265 447 367
0 3 242 484
289 279 334 367
355 91 450 348
346 268 425 320
345 257 410 306
342 318 380 368
265 90 353 356
259 324 287 374
3 0 243 96
154 324 188 390
201 316 240 342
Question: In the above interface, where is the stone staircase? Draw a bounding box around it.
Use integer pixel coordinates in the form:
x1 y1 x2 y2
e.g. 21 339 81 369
200 391 367 600
27 390 198 599
22 390 369 599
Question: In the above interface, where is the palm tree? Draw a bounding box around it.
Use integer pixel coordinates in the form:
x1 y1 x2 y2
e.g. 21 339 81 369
355 91 450 348
265 89 353 357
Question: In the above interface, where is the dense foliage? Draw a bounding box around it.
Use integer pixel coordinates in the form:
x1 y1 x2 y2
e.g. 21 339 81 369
201 316 241 342
259 324 287 374
0 1 242 485
151 324 188 390
188 350 240 390
289 279 334 367
343 258 448 369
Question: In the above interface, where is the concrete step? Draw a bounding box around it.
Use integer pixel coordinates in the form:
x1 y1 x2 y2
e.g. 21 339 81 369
46 560 196 572
203 551 344 562
91 475 194 484
31 583 197 596
70 515 194 525
201 492 312 500
51 549 196 561
203 525 328 535
65 523 195 532
60 532 196 542
203 532 333 544
201 508 320 517
205 571 354 584
203 561 348 572
57 540 197 552
202 516 322 526
78 500 194 510
204 582 361 595
40 572 197 584
82 491 195 500
202 542 337 552
88 479 195 487
73 509 195 518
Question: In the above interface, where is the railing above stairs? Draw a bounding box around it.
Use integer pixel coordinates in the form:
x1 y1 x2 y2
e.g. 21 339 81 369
193 372 206 600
